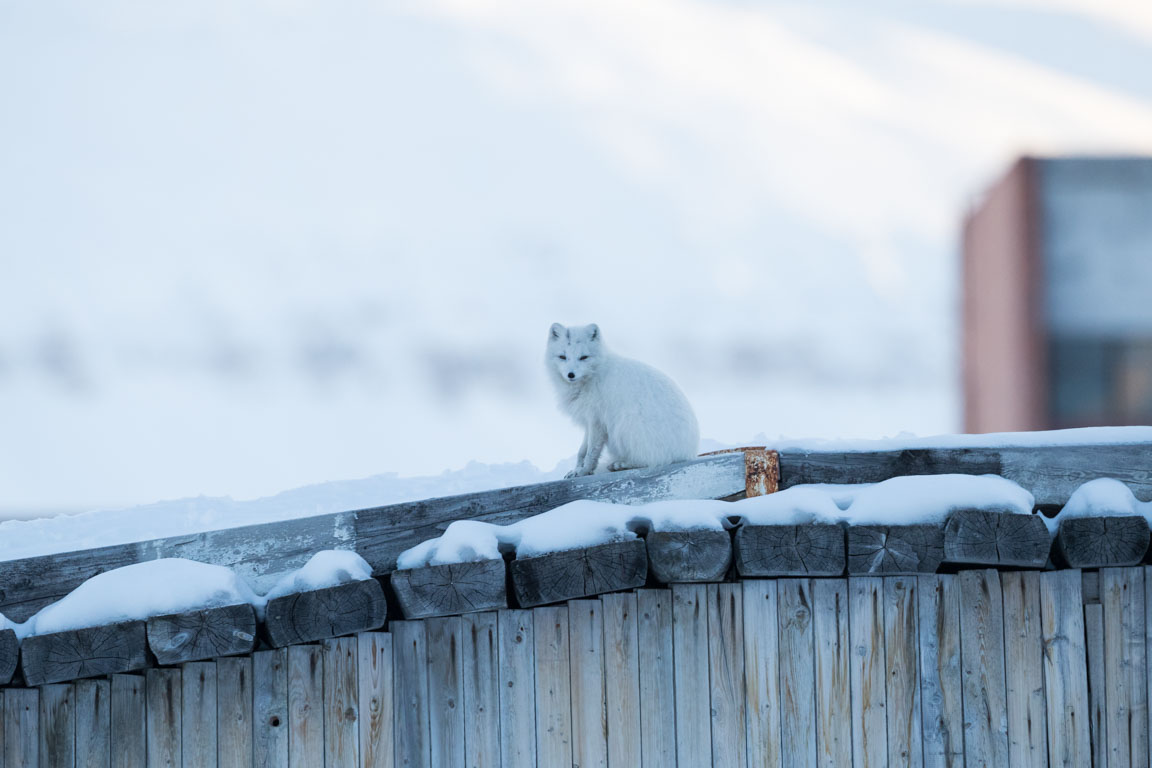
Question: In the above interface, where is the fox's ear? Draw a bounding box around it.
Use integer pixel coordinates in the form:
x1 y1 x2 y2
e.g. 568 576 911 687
588 324 600 341
550 323 564 339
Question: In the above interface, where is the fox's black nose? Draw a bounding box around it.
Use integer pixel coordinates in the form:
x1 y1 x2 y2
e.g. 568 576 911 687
567 372 575 380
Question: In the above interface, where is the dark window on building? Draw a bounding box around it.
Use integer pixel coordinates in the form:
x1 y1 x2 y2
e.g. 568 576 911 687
1050 337 1152 427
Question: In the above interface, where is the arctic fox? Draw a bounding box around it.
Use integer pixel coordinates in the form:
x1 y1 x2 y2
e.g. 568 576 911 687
547 323 700 478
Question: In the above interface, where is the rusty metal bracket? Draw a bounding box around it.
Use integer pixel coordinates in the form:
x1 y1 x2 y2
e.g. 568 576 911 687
699 446 779 497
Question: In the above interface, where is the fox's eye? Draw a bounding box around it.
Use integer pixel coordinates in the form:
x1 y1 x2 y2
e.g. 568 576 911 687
579 356 588 360
559 355 567 360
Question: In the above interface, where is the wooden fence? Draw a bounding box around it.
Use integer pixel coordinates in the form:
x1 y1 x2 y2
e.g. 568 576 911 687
3 566 1148 767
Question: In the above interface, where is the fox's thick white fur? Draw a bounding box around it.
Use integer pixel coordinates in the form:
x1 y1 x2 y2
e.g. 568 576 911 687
547 323 700 478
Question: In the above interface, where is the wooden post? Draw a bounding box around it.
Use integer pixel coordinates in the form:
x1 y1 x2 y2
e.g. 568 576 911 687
110 675 146 768
1039 570 1091 766
217 656 254 768
75 679 111 768
147 604 257 665
646 530 732 583
252 649 289 768
460 615 498 768
39 683 75 768
390 559 507 619
510 539 647 609
264 579 387 648
356 632 394 768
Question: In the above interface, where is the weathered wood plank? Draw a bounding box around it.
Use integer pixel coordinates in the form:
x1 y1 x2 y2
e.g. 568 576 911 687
533 605 573 766
646 530 732 583
392 621 430 768
323 637 360 768
1001 571 1048 768
1040 570 1091 767
217 656 254 768
1056 515 1150 568
287 645 324 768
884 577 922 768
252 649 289 768
848 524 945 574
601 592 642 768
1102 567 1149 768
637 589 677 768
743 580 782 768
1085 602 1107 768
734 523 845 577
182 661 218 768
812 578 851 768
497 610 536 768
944 510 1051 567
426 617 464 768
460 615 498 768
707 583 747 768
0 630 16 685
147 603 257 664
39 683 74 768
391 559 507 619
357 632 394 768
849 577 888 768
959 569 1009 767
568 600 607 768
779 578 817 768
21 620 150 686
265 579 387 648
74 679 110 768
671 583 712 767
146 668 182 768
918 574 964 768
109 675 146 768
511 538 647 608
3 688 39 768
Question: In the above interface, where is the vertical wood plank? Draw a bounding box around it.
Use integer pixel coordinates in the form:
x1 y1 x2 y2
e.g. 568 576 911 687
708 583 747 768
779 578 817 768
497 610 536 768
74 679 110 768
39 684 75 768
813 578 851 768
959 569 1009 768
146 668 183 768
672 583 712 767
601 593 642 768
850 576 887 768
918 574 964 768
1102 566 1149 768
534 605 573 766
218 656 254 768
426 617 465 768
110 675 145 768
569 600 608 768
358 632 395 768
637 589 677 768
4 688 39 768
1040 569 1091 767
323 637 360 768
1001 571 1049 768
1085 602 1108 768
886 576 923 768
743 580 782 768
253 649 289 768
182 661 218 768
461 615 499 768
287 645 324 768
393 621 431 768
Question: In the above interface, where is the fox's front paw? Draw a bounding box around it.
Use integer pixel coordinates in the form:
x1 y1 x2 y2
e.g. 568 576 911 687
565 466 591 479
608 461 641 472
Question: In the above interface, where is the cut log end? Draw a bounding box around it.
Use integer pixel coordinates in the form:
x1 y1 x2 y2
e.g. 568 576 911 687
146 603 258 665
264 578 388 648
734 523 845 577
1055 515 1150 568
391 558 508 619
0 627 17 685
21 620 150 687
847 523 945 574
646 530 732 583
511 538 648 608
944 510 1051 567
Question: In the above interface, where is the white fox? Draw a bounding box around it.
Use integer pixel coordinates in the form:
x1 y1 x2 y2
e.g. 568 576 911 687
546 323 700 478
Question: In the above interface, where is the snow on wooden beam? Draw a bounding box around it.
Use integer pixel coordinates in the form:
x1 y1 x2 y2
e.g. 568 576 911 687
1054 517 1151 569
263 579 387 648
943 510 1051 568
511 539 648 608
21 620 150 686
391 559 507 619
146 604 258 665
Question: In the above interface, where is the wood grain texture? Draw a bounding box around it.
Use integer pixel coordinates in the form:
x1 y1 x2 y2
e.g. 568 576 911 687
21 620 150 686
918 574 964 768
425 617 464 768
533 606 573 767
779 579 817 768
849 577 887 768
252 649 289 768
0 630 16 685
287 645 324 768
1102 567 1148 768
1000 571 1048 768
39 683 74 768
707 583 747 768
392 621 430 768
959 569 1009 768
944 510 1051 567
601 593 642 768
568 600 607 768
74 679 111 768
734 524 845 577
637 590 677 768
742 580 782 768
510 538 648 608
264 579 387 648
391 559 507 619
671 583 712 767
3 688 39 768
322 637 360 768
146 668 182 768
110 675 146 768
1039 570 1091 768
357 632 395 768
217 656 254 768
1056 516 1150 568
884 577 922 768
497 610 536 768
147 603 257 664
181 661 218 768
460 615 499 768
812 579 851 768
1085 602 1107 768
646 530 732 583
848 524 945 574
